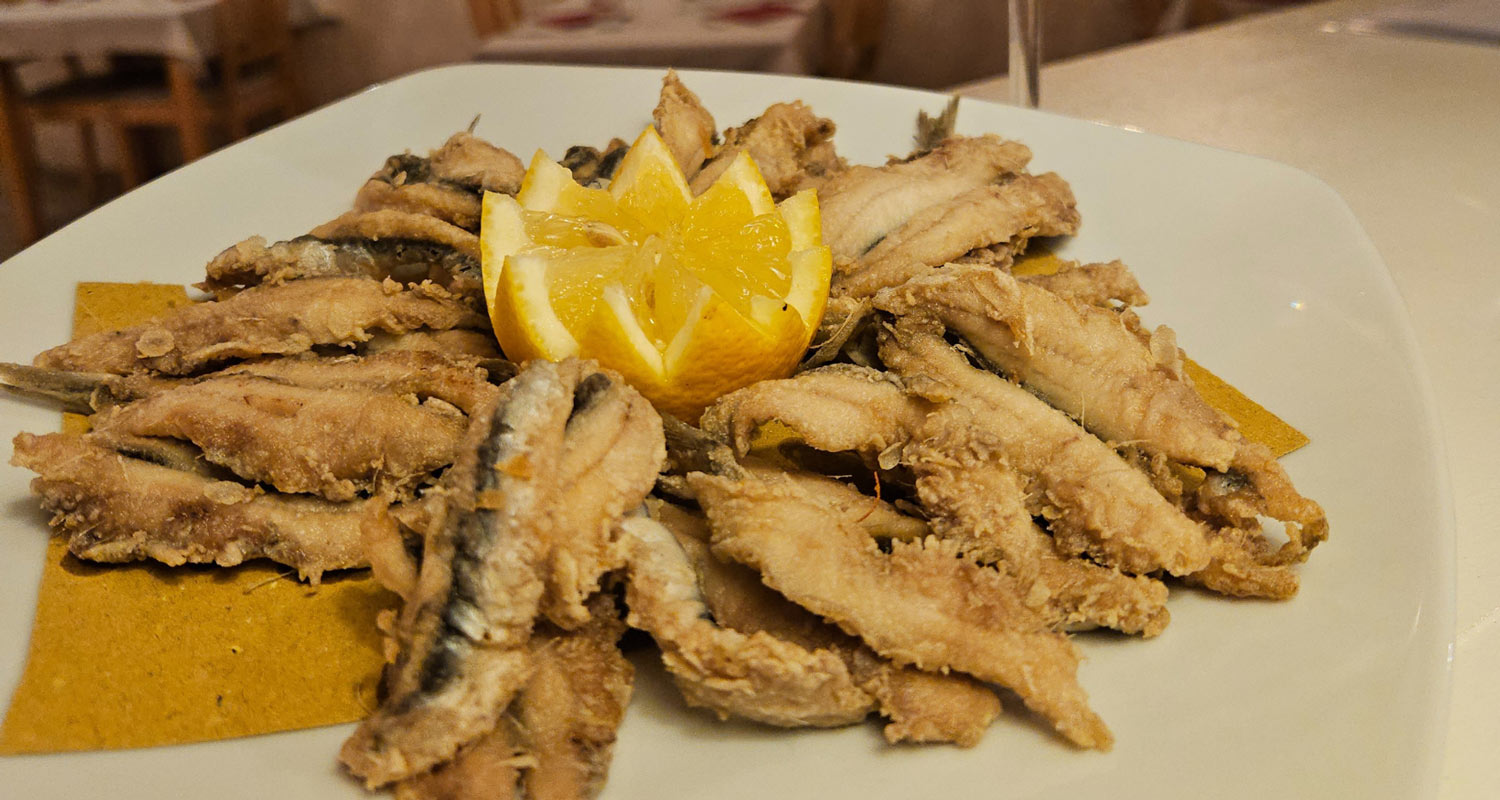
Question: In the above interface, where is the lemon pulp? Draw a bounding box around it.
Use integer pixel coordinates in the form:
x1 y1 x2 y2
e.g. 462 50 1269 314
481 127 831 420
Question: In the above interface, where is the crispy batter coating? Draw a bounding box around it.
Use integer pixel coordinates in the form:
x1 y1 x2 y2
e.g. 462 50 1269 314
341 366 569 786
653 69 717 180
701 364 929 458
905 429 1171 636
835 173 1080 299
877 266 1240 470
426 131 526 195
879 321 1213 577
817 135 1032 260
33 278 485 377
199 233 480 300
689 101 843 198
343 360 659 787
657 500 1000 747
1020 260 1150 308
11 432 367 581
877 265 1326 589
703 365 1182 629
89 373 469 502
351 131 523 232
690 472 1112 750
515 596 634 800
621 509 876 727
310 210 480 260
539 363 666 629
356 180 483 231
396 595 634 800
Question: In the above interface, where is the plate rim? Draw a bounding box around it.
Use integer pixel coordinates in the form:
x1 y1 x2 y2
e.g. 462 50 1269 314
0 62 1457 800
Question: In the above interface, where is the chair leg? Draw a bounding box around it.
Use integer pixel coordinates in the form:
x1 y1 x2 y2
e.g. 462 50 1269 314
226 102 249 141
77 121 104 204
166 58 211 161
0 62 42 247
106 120 145 191
62 57 105 204
276 48 304 120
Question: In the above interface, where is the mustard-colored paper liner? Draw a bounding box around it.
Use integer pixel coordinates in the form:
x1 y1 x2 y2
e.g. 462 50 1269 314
0 283 396 753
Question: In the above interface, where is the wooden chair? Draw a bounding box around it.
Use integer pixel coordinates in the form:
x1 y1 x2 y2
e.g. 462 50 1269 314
101 0 301 181
467 0 525 36
822 0 887 79
7 0 301 245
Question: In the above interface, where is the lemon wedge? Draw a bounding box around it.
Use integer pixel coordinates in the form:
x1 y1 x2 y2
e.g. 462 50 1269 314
481 127 831 420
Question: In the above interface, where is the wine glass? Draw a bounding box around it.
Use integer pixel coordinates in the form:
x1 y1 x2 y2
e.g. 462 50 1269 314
1009 0 1039 108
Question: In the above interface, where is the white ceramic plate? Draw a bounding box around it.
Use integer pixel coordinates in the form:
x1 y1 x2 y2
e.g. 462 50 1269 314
0 65 1453 799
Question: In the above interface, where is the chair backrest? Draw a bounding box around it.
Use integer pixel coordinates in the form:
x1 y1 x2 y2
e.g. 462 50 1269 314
467 0 523 36
215 0 293 67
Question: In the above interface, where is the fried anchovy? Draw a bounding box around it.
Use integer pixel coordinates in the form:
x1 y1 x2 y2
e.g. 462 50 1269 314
301 210 484 305
425 131 526 195
341 360 659 786
689 101 843 198
657 499 1001 746
834 172 1081 299
356 177 484 231
701 364 929 458
199 234 480 300
1019 260 1150 308
702 368 1176 634
363 131 523 204
3 350 499 418
877 320 1212 577
310 209 479 259
877 266 1239 469
11 432 368 581
653 69 717 180
877 266 1327 574
620 508 876 727
89 374 470 502
352 129 525 232
512 595 633 800
538 363 666 629
33 278 485 377
902 427 1171 636
690 472 1112 750
394 594 633 800
340 364 572 786
817 134 1032 260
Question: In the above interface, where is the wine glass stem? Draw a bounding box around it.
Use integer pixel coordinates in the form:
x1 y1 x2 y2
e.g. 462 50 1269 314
1009 0 1040 108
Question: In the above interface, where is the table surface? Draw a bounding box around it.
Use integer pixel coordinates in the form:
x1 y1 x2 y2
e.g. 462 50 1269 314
959 1 1498 796
477 0 816 56
0 0 331 63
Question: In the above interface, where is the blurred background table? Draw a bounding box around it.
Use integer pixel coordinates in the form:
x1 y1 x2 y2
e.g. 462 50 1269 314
0 0 337 246
475 0 824 73
0 0 330 68
959 1 1498 797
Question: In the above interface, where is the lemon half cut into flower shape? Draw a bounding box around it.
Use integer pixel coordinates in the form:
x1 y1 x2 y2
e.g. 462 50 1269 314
481 127 832 420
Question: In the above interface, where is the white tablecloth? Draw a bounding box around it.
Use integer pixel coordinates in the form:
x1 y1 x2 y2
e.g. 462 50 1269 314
0 0 334 66
960 1 1499 796
477 0 823 74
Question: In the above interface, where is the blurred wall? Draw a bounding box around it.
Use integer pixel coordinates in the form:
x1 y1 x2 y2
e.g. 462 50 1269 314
868 0 1146 89
294 0 480 108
